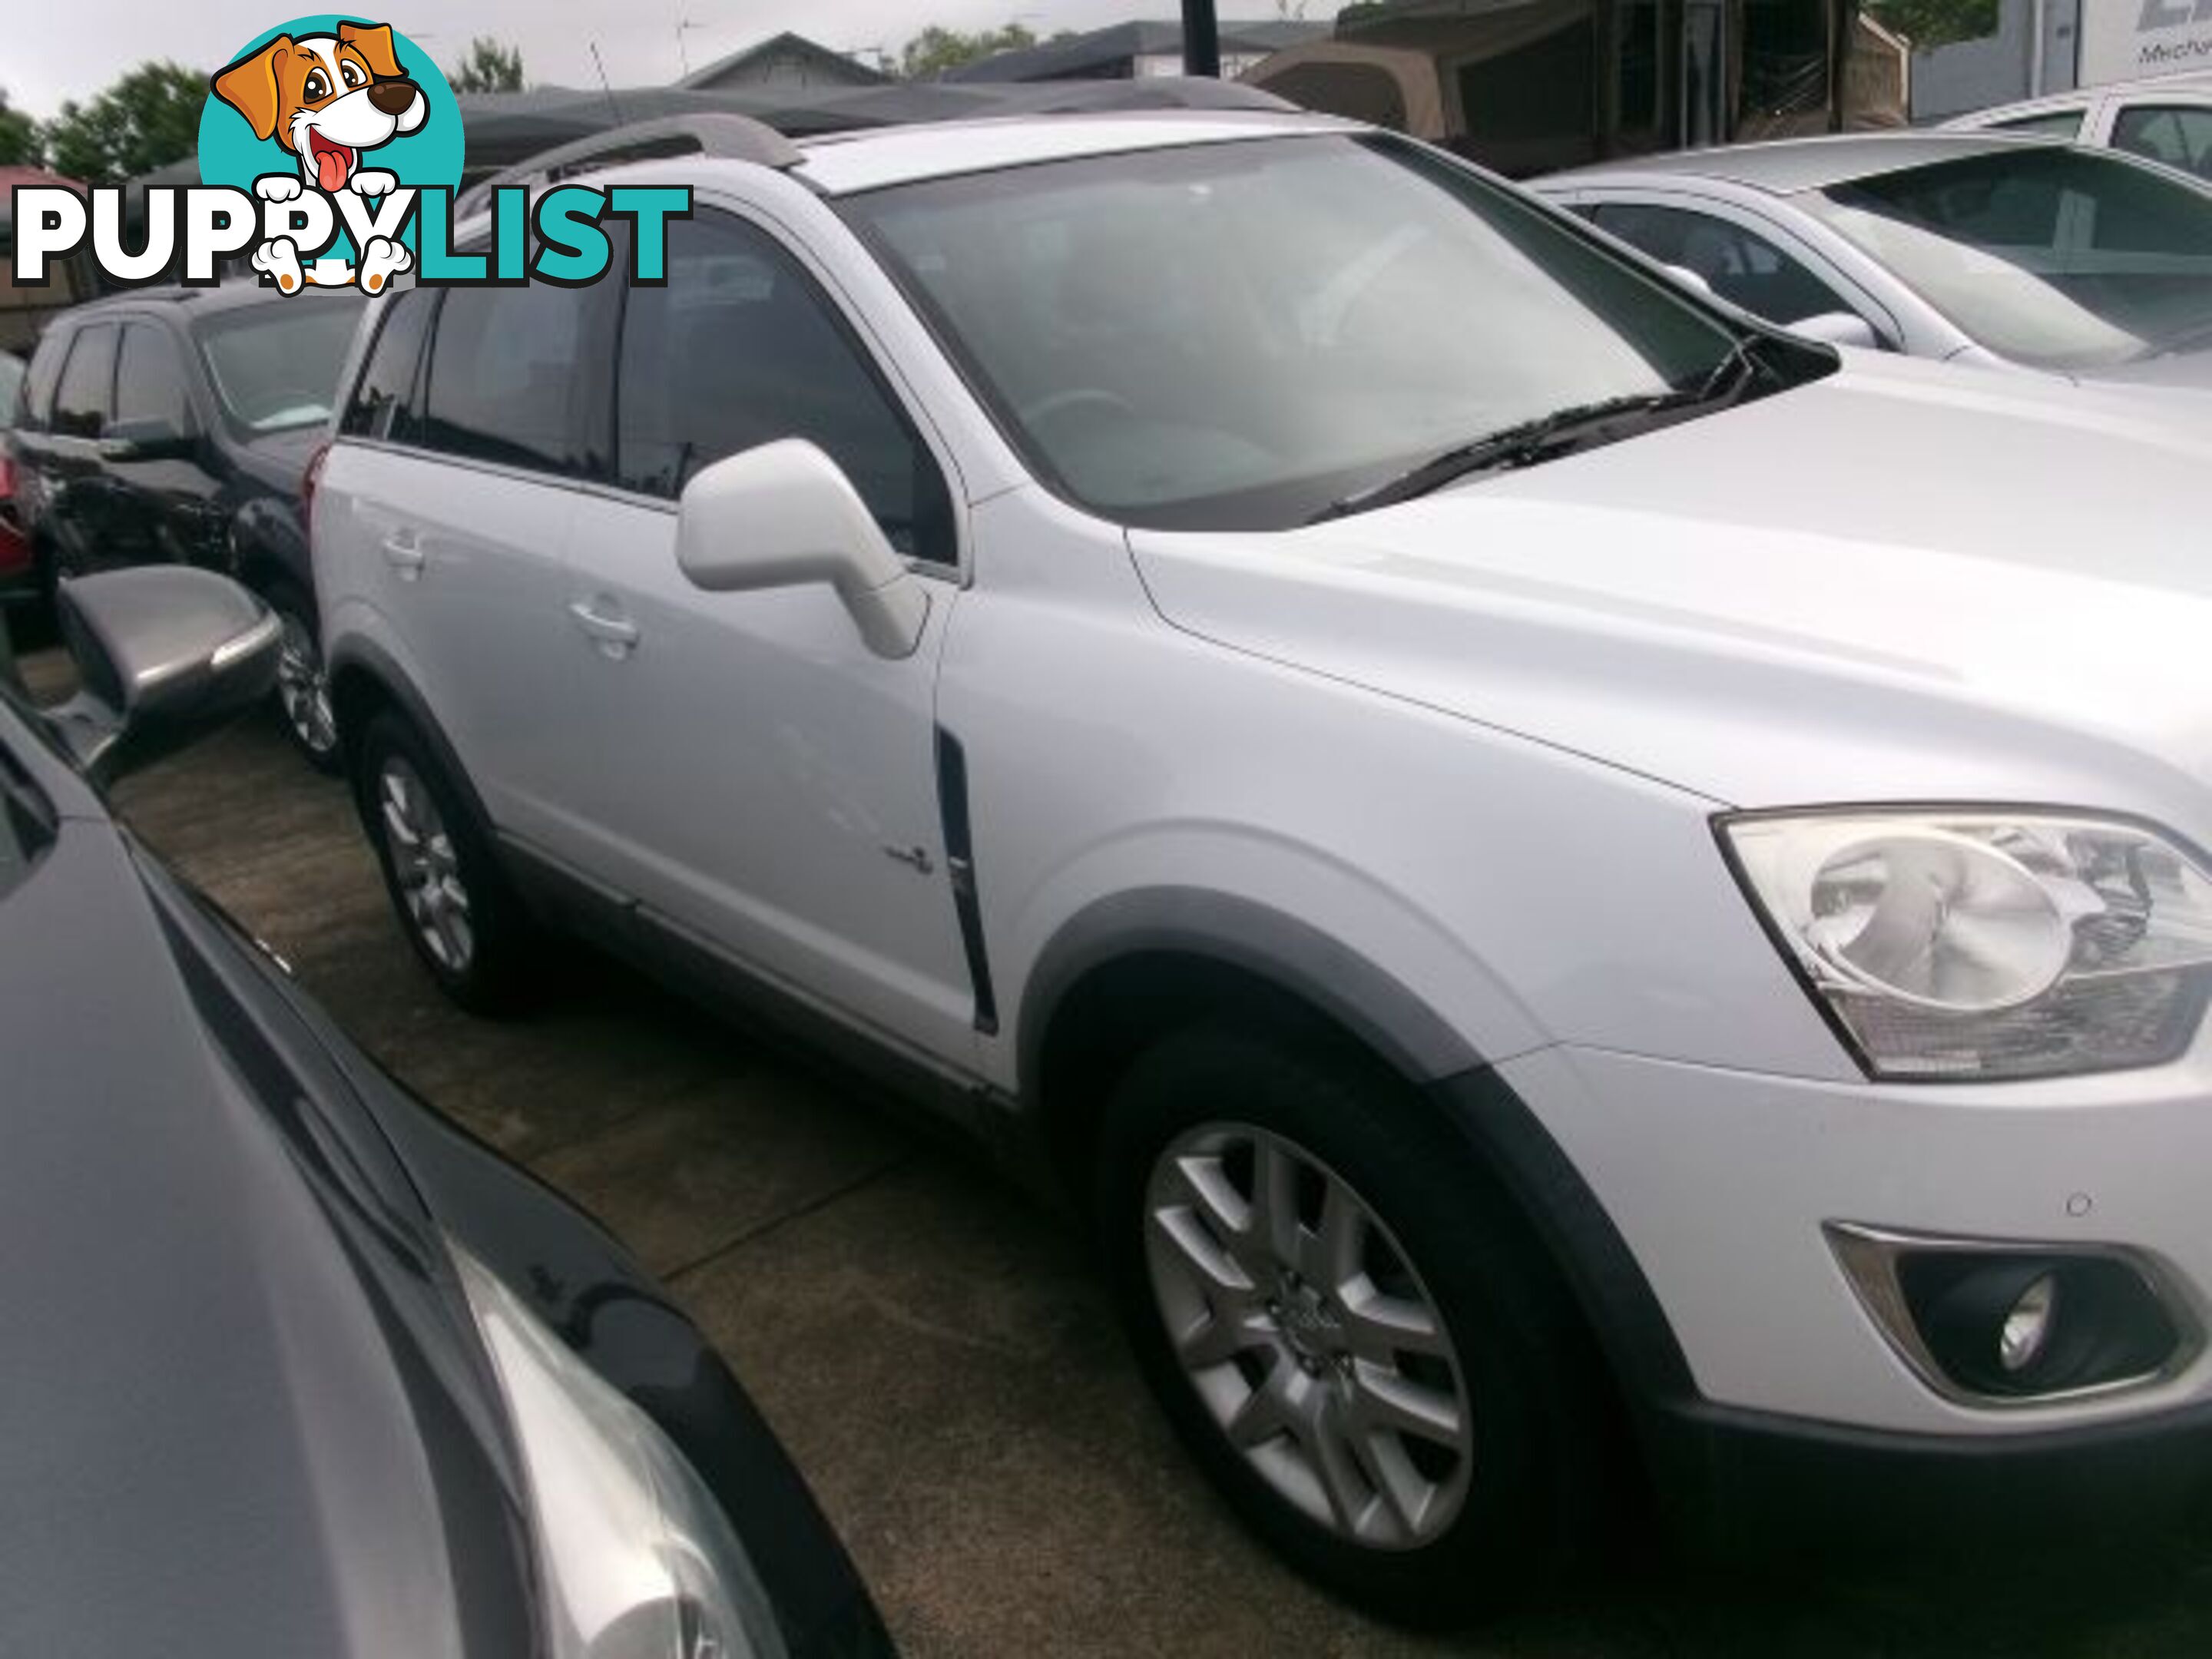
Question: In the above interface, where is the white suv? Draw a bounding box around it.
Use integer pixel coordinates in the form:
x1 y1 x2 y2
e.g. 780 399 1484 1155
315 108 2212 1619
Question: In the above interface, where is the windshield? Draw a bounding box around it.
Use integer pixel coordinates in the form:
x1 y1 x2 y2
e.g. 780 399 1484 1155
1800 147 2212 371
194 292 367 431
843 134 1763 530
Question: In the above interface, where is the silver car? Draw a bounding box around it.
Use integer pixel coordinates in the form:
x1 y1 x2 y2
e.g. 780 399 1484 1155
1943 70 2212 184
1535 131 2212 392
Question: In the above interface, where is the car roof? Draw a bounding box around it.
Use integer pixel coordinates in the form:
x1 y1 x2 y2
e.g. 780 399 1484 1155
1955 68 2212 122
786 108 1356 194
1540 131 2068 196
50 280 363 331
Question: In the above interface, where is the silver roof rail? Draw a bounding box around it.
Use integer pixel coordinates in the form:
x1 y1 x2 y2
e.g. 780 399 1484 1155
455 114 804 218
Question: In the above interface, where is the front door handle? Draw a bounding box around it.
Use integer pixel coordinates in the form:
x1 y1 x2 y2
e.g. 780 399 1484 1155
568 598 641 658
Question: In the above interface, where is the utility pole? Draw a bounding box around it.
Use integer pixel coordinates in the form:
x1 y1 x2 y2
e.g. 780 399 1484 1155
1182 0 1221 77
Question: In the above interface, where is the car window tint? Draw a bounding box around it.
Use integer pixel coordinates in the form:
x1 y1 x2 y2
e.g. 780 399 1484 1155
422 280 604 478
615 210 954 564
1590 201 1859 326
2111 104 2212 182
341 288 435 443
114 323 190 432
17 335 65 433
51 323 118 440
1989 110 2085 140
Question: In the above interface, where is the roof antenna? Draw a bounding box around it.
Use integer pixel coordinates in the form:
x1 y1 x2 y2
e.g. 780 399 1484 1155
589 41 624 125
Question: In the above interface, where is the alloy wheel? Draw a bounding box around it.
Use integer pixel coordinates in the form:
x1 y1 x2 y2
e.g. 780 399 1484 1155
1144 1121 1474 1550
275 611 338 757
377 757 475 972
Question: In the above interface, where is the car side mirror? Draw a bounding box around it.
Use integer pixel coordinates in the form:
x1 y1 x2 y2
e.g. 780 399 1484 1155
99 415 196 463
1790 312 1883 351
674 439 929 661
48 567 280 783
1661 263 1717 298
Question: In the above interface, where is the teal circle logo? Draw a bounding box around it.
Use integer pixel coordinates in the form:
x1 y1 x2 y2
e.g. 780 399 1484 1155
200 16 461 283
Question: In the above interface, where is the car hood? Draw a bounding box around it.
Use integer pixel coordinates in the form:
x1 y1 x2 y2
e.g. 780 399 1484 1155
2084 346 2212 393
0 816 537 1657
1129 353 2212 817
233 420 326 500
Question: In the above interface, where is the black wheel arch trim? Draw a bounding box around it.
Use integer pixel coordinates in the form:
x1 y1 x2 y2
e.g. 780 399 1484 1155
1016 886 1483 1095
326 636 501 848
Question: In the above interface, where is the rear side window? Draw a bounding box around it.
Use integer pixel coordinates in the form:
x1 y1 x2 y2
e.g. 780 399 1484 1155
614 210 955 563
340 288 435 443
1989 110 2085 141
51 323 118 440
421 280 610 478
114 323 191 432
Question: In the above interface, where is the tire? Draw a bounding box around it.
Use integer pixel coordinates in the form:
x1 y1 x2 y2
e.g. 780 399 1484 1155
1097 1022 1618 1626
261 581 343 774
353 709 542 1013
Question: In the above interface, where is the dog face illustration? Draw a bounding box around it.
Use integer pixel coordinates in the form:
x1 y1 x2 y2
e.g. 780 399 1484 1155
213 22 426 194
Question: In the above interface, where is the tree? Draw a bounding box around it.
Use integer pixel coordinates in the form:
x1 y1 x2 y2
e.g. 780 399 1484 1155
1865 0 2001 48
899 22 1038 81
0 89 41 168
449 37 525 94
41 61 204 185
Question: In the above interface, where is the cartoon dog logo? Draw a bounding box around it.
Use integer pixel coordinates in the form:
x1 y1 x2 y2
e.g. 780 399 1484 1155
211 21 424 293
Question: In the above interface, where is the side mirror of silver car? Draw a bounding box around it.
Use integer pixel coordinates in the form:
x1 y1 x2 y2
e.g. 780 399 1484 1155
675 439 929 661
48 566 281 783
1790 311 1883 351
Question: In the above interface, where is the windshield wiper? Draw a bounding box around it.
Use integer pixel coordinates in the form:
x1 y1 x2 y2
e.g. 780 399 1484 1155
1308 336 1772 525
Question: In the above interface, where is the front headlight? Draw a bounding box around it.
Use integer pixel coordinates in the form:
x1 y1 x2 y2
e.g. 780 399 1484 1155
452 1245 790 1659
1720 810 2212 1080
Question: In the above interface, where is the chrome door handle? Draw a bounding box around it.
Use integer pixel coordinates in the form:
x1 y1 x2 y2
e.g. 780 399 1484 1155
381 533 426 578
568 599 641 657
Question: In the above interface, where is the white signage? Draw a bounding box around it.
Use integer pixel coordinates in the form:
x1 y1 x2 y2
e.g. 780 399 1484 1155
2079 0 2212 88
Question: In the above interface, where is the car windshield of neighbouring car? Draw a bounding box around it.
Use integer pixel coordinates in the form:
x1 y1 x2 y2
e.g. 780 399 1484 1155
194 293 369 432
1800 148 2212 370
842 133 1758 531
0 352 23 424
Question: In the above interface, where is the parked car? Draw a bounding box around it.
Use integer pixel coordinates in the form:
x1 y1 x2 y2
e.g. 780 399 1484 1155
316 109 2212 1621
8 283 366 767
0 564 893 1658
1944 69 2212 183
0 348 28 608
1535 131 2212 391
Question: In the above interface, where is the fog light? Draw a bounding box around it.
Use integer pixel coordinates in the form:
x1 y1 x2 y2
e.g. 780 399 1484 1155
1998 1274 2058 1374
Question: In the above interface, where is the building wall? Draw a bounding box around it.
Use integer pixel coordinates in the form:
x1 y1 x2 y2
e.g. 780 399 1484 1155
1909 0 2080 121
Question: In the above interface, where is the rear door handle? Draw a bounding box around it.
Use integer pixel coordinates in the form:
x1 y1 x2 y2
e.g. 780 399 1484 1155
381 531 426 578
568 598 641 657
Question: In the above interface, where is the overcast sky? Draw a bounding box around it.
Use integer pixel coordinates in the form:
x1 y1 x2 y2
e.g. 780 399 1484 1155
6 2 1347 118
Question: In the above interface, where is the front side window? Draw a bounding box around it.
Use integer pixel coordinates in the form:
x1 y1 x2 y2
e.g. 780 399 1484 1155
845 134 1754 531
114 323 191 432
2111 104 2212 183
51 323 118 440
1803 148 2212 369
1591 200 1863 326
340 288 435 444
194 292 366 432
422 279 608 478
614 210 954 564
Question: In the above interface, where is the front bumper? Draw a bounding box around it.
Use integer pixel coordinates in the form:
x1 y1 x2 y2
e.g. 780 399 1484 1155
1648 1392 2212 1555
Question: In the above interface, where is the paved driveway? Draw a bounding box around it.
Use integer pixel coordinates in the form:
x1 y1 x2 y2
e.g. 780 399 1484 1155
76 671 2212 1658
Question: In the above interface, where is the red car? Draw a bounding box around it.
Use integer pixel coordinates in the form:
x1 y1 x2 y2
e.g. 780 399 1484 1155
0 348 28 608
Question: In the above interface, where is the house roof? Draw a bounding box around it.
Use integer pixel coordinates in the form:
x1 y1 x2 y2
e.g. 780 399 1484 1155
944 18 1328 83
680 30 887 91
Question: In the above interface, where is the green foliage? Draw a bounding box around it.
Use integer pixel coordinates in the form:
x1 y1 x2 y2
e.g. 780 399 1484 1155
899 22 1038 80
41 61 204 185
449 37 525 95
0 88 41 168
1866 0 2002 49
